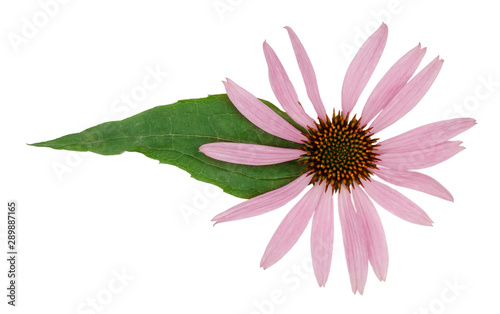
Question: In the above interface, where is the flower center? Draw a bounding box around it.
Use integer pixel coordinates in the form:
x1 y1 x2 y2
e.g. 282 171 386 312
299 111 379 192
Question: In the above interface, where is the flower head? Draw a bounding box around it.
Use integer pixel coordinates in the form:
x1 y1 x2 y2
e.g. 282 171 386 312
199 24 475 293
299 111 380 192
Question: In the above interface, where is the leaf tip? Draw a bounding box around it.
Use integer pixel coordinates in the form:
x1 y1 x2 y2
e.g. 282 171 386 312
28 141 48 148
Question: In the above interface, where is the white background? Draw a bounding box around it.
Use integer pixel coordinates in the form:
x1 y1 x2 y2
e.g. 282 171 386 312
1 0 499 313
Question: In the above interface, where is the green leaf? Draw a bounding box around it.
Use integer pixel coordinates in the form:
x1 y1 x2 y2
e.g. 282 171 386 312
31 94 307 199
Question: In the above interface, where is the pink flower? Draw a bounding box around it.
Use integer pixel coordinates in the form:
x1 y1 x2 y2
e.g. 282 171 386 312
199 24 475 294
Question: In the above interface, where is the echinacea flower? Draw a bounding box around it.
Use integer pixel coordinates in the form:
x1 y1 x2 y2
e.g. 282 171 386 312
199 24 475 294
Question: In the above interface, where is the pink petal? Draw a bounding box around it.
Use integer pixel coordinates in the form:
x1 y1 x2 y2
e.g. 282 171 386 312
352 186 388 281
370 57 444 133
285 26 327 119
374 167 453 201
311 185 334 287
261 184 324 269
362 178 433 226
212 173 310 224
223 79 307 143
263 41 315 128
199 142 303 165
378 118 476 154
338 188 368 295
361 44 426 123
378 141 464 170
342 23 388 114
